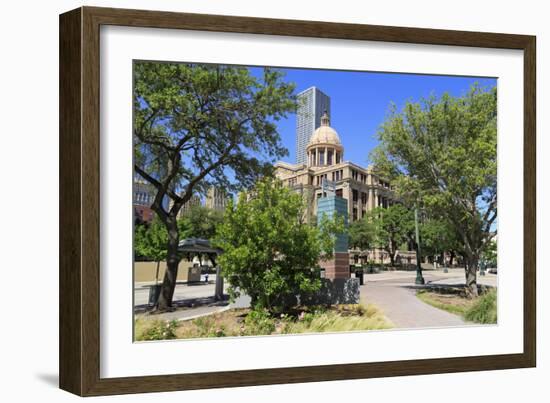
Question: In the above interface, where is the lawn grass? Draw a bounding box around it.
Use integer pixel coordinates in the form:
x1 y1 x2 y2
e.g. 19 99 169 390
135 304 393 341
417 288 497 324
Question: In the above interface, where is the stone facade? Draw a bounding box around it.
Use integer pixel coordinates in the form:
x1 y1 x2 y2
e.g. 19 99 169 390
275 111 399 267
275 112 396 225
205 186 231 212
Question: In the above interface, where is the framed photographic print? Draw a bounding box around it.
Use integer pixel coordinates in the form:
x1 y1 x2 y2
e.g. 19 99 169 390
59 6 536 396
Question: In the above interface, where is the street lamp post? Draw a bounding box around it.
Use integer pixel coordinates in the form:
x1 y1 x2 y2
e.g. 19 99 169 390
414 206 425 285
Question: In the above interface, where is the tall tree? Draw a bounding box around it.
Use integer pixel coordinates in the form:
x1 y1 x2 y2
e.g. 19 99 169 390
418 216 463 265
214 178 344 312
180 204 224 240
371 85 497 296
348 216 376 252
134 217 191 286
368 205 414 267
481 238 497 267
134 218 168 284
134 62 296 310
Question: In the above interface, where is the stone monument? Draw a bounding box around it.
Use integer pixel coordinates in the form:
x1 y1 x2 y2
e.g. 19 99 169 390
317 179 350 279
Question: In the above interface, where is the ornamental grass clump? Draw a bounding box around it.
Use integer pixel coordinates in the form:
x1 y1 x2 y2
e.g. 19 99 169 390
464 289 497 324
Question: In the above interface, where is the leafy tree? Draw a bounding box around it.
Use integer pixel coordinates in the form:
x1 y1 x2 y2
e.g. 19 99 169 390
214 178 344 312
134 218 168 285
367 205 414 267
180 204 224 240
133 62 295 310
348 216 376 262
419 217 456 262
481 238 497 267
371 85 497 296
134 217 192 287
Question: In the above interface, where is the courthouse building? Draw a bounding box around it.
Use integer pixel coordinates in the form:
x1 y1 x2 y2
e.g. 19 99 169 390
275 111 398 264
275 111 395 222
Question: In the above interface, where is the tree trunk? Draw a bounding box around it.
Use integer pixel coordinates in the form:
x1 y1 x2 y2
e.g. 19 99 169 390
155 221 180 311
465 254 479 298
449 251 455 266
388 249 395 267
388 240 397 268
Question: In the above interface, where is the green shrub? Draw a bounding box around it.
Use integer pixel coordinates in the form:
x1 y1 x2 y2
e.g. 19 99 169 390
464 289 497 324
244 309 276 335
215 178 344 312
135 319 178 341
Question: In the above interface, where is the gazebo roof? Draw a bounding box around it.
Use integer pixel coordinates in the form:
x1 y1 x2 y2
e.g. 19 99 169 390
177 238 222 255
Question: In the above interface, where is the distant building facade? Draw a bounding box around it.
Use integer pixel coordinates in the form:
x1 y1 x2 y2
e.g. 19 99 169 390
134 175 155 207
295 86 331 165
205 187 231 212
133 175 156 223
133 175 172 223
177 194 203 218
173 186 231 219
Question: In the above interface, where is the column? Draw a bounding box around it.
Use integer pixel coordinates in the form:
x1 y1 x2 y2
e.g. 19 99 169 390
347 186 353 220
368 188 375 210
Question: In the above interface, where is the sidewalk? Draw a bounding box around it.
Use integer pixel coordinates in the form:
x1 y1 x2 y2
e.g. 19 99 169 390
360 270 498 329
361 274 467 329
136 270 497 324
363 268 497 286
134 279 251 322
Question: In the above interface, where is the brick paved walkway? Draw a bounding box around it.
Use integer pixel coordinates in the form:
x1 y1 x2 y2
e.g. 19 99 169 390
360 274 468 329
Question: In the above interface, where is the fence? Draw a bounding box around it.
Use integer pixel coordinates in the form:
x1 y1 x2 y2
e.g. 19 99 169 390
134 261 202 283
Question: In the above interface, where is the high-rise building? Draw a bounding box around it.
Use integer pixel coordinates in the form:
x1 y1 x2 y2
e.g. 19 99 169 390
295 86 331 165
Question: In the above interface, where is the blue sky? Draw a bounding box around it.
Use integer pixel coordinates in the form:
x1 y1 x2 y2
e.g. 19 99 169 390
252 67 497 166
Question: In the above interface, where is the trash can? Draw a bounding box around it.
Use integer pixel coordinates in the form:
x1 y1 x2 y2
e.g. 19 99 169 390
355 269 364 285
148 284 162 306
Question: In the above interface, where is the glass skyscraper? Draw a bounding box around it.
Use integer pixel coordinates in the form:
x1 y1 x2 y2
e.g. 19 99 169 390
295 86 331 165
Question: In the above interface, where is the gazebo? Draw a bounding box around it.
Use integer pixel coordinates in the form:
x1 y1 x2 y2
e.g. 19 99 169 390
178 238 224 300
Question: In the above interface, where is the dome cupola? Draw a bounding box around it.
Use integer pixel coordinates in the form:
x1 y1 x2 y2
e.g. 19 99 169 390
306 111 344 167
308 111 342 146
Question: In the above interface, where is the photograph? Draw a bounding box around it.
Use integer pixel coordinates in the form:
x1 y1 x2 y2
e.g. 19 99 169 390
1 0 543 399
132 61 498 341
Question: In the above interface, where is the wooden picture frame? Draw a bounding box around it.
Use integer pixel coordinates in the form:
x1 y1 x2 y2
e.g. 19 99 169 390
59 6 536 396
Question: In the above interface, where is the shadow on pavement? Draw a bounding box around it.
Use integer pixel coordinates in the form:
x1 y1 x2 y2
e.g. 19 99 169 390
401 283 493 294
134 294 230 314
